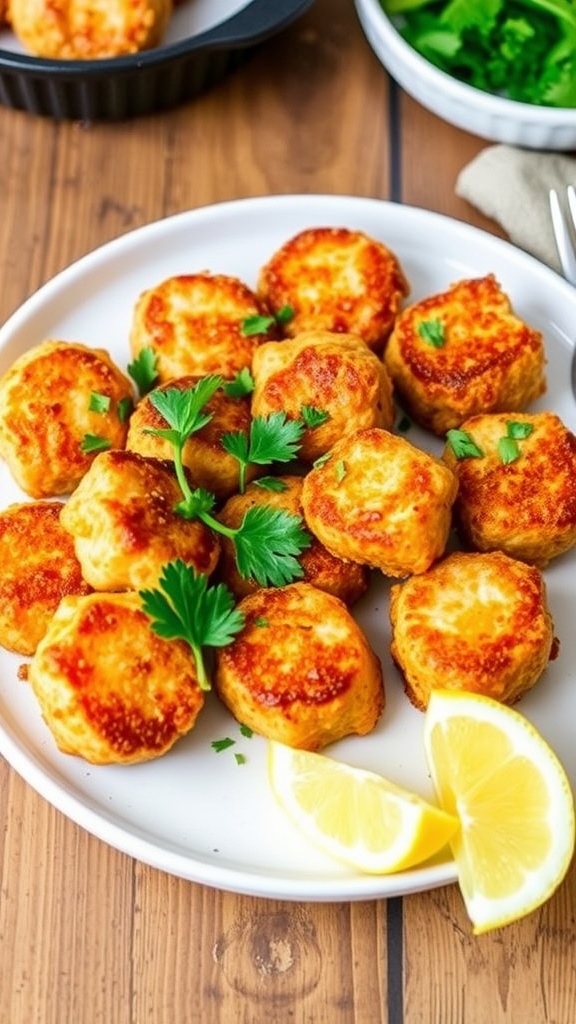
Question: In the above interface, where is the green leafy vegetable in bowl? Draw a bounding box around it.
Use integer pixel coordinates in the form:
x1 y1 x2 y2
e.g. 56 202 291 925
381 0 576 107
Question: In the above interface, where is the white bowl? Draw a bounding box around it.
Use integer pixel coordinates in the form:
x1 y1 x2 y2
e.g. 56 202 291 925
355 0 576 151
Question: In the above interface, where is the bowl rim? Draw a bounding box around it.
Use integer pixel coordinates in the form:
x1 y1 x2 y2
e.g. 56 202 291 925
0 0 313 79
358 0 576 122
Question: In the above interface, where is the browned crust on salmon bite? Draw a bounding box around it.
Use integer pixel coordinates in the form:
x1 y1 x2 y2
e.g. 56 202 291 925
129 272 277 383
29 592 204 765
0 501 92 656
442 411 576 566
389 550 556 711
301 427 458 577
0 339 133 498
60 449 220 591
257 227 409 351
214 582 384 751
383 274 546 435
250 330 395 463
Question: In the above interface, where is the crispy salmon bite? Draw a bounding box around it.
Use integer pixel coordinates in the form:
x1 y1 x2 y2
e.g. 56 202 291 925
217 475 370 604
0 501 92 656
443 411 576 566
129 272 277 383
9 0 172 59
257 227 409 351
28 591 204 766
60 449 220 591
301 427 458 578
214 582 384 751
126 375 258 500
383 274 546 435
0 339 134 498
389 550 556 711
250 330 395 463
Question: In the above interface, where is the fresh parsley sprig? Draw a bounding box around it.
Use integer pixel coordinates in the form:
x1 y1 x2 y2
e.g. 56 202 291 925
139 560 244 691
145 375 223 498
144 383 311 586
176 486 310 587
446 429 484 460
128 346 159 397
221 412 305 493
242 305 295 336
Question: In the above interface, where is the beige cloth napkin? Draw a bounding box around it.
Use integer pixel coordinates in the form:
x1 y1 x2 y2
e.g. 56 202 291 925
455 144 576 275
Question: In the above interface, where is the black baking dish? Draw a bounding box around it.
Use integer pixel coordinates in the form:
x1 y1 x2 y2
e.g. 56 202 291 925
0 0 313 121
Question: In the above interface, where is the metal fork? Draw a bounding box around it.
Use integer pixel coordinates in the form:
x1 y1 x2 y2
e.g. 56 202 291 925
549 185 576 398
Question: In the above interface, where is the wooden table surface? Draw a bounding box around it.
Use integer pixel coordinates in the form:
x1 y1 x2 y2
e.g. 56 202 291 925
0 2 575 1022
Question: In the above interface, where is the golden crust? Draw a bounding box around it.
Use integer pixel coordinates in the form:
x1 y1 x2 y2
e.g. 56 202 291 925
301 427 458 577
9 0 172 59
60 449 220 591
126 376 258 500
0 501 91 656
29 591 204 765
214 582 384 751
251 330 395 463
217 475 370 604
384 275 546 435
443 411 576 566
0 339 133 498
257 227 409 351
129 273 276 384
389 550 556 710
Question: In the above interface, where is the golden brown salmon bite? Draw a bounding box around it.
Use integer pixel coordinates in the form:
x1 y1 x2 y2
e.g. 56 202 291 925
214 581 384 751
442 411 576 567
257 226 409 352
251 329 395 463
389 550 556 711
384 274 546 436
129 272 277 384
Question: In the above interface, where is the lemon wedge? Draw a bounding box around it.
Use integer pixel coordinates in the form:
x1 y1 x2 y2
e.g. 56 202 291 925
424 690 575 935
268 740 459 874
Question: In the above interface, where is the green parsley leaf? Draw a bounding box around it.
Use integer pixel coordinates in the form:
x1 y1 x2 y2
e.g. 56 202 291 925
117 396 134 424
498 436 520 465
141 383 311 585
148 376 223 439
253 477 290 492
223 367 255 398
446 429 484 460
313 452 332 469
239 724 254 737
139 560 245 692
506 420 534 440
232 505 311 587
254 617 270 627
234 753 247 765
276 305 295 325
89 391 111 414
335 459 347 482
221 412 304 493
212 737 236 753
242 314 276 336
127 347 159 397
242 305 295 336
418 318 446 348
300 405 331 429
80 434 111 454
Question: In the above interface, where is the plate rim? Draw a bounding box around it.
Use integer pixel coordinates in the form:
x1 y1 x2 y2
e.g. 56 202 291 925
0 192 574 902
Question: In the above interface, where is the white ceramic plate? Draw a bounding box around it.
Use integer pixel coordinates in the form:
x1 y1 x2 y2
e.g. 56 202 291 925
0 195 574 902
